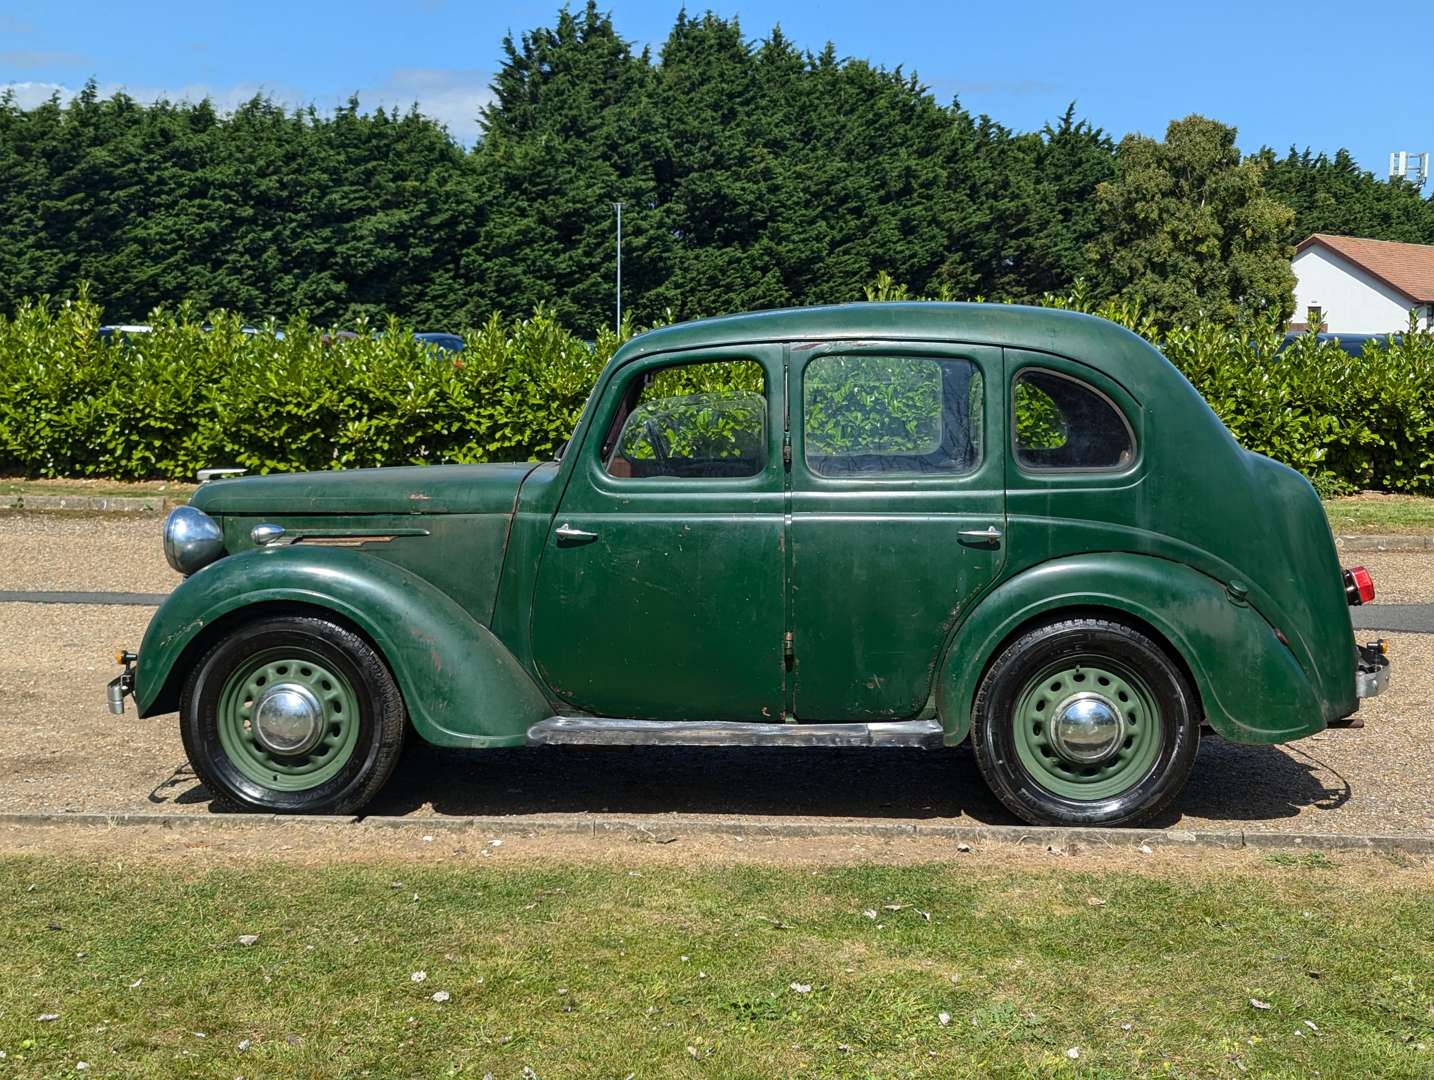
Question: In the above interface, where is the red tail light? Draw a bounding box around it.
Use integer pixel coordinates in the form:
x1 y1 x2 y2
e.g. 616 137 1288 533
1344 566 1375 606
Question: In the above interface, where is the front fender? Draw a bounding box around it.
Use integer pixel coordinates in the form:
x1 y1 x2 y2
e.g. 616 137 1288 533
135 547 552 748
935 553 1326 746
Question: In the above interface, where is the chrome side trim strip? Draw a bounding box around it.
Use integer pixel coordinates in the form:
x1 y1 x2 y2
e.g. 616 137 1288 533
526 716 944 749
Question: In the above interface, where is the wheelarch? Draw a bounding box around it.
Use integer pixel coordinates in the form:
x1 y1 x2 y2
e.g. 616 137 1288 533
142 600 394 719
944 603 1205 746
138 564 553 749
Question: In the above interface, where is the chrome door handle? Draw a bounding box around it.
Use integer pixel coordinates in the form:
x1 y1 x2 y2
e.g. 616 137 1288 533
555 522 599 545
958 525 1003 543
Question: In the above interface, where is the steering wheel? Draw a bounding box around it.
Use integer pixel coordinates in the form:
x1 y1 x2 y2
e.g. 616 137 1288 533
643 419 671 468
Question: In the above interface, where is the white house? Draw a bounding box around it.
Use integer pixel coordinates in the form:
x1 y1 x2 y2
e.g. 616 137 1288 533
1291 234 1434 334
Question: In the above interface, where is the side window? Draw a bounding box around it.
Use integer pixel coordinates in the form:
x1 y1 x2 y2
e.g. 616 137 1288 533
605 359 767 479
803 355 983 477
1013 369 1133 470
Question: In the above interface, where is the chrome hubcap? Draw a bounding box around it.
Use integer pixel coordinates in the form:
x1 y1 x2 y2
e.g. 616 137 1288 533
1048 692 1125 765
251 683 324 755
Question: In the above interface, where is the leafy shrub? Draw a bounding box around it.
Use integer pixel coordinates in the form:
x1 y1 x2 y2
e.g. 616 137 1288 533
1013 380 1067 451
0 287 618 479
3 283 1434 494
618 392 767 464
804 356 947 456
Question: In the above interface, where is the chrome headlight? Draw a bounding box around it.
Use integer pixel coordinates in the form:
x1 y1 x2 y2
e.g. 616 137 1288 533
163 506 225 575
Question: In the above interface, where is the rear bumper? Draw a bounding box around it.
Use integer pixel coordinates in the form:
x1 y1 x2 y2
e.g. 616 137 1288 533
1355 640 1390 699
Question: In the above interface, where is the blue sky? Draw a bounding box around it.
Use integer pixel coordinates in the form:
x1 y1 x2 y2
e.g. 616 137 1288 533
2 0 1431 181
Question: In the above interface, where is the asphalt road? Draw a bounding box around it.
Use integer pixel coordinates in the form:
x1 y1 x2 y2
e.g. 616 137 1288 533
0 590 169 606
1351 604 1434 633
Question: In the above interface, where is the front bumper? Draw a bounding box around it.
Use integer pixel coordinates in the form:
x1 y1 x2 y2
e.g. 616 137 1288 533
107 651 137 715
1355 640 1390 699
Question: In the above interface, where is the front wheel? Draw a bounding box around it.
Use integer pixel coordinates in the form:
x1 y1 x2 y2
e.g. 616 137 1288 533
971 617 1200 827
180 614 406 814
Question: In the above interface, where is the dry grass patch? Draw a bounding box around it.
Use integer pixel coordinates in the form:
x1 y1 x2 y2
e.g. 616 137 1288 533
0 476 194 500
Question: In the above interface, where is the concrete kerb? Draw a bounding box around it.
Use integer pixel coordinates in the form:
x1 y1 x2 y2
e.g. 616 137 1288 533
1336 534 1434 552
0 810 1431 854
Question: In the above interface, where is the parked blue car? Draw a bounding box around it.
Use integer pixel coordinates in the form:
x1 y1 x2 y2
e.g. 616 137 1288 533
1279 331 1398 357
413 332 464 354
321 330 464 355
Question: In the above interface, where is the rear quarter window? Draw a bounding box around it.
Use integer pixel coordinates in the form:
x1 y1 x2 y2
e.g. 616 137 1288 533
1013 369 1134 471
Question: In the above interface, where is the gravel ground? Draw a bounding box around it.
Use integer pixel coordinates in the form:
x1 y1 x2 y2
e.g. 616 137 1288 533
1343 552 1434 604
0 600 1428 835
0 512 175 595
0 513 1429 835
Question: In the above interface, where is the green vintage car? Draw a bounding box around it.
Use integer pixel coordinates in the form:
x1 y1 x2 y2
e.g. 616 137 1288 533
108 303 1390 826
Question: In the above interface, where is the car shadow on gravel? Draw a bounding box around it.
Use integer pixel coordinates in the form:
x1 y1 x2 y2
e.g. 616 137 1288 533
1173 738 1352 824
346 736 1343 828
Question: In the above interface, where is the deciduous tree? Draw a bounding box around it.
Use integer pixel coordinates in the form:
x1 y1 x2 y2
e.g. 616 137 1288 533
1091 115 1296 328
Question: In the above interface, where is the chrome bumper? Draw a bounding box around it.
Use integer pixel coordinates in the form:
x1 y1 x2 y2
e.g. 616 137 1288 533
1356 640 1390 699
107 651 137 715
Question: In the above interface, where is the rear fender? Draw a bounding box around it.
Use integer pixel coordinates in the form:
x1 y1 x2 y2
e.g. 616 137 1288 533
134 547 552 748
935 553 1324 746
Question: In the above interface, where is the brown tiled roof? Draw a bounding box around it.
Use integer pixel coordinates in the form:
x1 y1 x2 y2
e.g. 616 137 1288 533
1297 234 1434 303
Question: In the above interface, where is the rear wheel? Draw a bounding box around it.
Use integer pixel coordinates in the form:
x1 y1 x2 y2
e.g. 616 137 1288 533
971 617 1199 826
180 615 405 814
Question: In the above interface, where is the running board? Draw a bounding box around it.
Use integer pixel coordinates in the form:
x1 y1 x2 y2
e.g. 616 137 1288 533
526 716 944 749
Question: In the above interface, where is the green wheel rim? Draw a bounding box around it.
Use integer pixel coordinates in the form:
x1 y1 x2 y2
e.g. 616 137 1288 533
1011 657 1164 801
216 648 361 791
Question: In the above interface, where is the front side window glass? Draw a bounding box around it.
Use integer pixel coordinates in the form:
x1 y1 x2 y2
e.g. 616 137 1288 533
803 355 983 477
605 359 767 479
1013 369 1133 470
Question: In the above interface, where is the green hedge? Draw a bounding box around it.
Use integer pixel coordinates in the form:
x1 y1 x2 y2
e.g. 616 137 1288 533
0 288 616 479
2 285 1433 494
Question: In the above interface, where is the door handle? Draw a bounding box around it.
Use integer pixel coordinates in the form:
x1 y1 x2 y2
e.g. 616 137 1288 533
958 525 1003 543
555 522 599 546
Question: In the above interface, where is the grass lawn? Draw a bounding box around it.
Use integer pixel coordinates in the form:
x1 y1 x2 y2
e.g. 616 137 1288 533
1 854 1430 1078
1323 493 1434 535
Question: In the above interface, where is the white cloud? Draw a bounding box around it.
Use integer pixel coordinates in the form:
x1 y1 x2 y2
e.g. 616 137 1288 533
3 78 307 113
1 68 493 144
348 68 492 142
3 81 66 108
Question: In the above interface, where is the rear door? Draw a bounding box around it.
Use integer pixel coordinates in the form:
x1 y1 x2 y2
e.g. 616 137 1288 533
788 342 1006 721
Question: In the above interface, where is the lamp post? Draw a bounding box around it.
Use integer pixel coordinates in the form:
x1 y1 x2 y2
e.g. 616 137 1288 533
613 201 623 334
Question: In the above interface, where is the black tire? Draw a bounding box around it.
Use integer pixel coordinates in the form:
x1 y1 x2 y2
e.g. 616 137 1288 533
180 614 406 814
971 617 1200 827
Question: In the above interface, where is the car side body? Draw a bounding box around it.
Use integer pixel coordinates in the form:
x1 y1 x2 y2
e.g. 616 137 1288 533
121 302 1381 824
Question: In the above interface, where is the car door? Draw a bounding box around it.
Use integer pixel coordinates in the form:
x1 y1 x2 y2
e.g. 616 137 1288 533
788 342 1006 721
530 347 787 722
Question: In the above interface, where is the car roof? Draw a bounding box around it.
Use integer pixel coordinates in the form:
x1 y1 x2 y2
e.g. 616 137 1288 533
615 302 1148 366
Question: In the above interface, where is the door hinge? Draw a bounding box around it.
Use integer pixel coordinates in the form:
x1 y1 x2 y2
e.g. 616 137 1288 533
782 431 792 469
783 630 794 669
